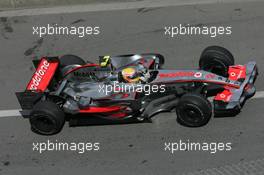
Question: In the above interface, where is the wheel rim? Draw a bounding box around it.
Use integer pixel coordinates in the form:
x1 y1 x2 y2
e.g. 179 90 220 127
32 115 56 134
178 104 205 125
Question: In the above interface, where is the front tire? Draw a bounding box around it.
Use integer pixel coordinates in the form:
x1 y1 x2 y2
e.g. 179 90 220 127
30 101 65 135
199 46 234 77
142 53 165 69
176 93 212 127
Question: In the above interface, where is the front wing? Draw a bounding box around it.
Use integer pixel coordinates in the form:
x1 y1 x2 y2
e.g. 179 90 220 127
214 61 258 116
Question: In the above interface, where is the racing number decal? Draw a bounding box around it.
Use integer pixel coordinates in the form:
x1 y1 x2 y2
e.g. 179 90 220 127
100 56 110 67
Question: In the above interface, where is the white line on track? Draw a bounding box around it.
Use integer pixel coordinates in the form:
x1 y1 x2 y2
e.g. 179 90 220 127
0 109 21 118
0 0 260 17
252 91 264 99
0 90 264 118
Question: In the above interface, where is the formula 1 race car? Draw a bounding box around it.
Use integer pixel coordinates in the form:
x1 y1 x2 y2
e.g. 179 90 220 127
16 46 258 135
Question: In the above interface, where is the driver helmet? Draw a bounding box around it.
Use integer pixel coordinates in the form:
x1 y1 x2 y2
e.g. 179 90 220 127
121 67 140 83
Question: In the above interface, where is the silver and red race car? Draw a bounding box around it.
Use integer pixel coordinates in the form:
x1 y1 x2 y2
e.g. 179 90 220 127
16 46 258 135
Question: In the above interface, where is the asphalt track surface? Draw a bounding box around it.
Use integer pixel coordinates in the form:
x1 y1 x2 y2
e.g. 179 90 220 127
1 1 264 174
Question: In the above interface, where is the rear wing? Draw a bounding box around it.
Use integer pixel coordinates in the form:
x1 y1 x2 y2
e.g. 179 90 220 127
26 57 59 92
16 57 59 113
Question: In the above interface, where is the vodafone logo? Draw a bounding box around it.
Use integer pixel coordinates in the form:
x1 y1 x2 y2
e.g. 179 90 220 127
194 72 202 78
205 73 216 79
29 60 50 90
220 93 231 101
230 72 236 77
220 94 226 98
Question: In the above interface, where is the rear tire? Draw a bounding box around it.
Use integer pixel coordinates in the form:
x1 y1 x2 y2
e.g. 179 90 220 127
30 101 65 135
59 55 86 68
176 93 212 127
59 55 90 77
199 46 234 77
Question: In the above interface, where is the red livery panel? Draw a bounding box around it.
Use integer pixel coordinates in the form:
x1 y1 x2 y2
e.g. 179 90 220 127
214 89 233 102
159 72 195 78
26 58 59 92
79 106 122 113
228 65 246 81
